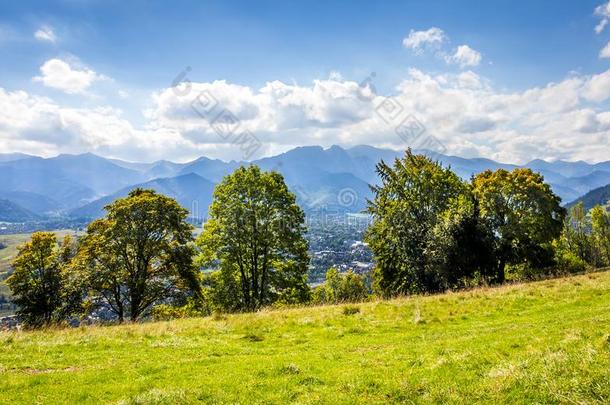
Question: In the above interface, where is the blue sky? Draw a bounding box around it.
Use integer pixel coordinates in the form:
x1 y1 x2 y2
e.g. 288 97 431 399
1 0 610 163
1 0 606 90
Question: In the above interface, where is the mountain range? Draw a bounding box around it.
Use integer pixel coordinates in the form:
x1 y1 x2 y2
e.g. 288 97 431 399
565 183 610 211
1 145 609 224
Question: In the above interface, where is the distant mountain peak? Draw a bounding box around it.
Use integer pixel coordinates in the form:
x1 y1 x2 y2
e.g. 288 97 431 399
172 172 206 181
292 145 325 152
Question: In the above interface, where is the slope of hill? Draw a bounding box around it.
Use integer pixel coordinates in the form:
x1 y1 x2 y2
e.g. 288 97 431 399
0 199 39 222
0 191 63 214
1 271 608 403
0 161 96 210
179 156 240 182
567 182 610 211
44 153 144 194
0 153 34 162
0 153 146 210
525 159 594 178
70 173 216 220
109 158 189 180
257 145 389 186
563 171 610 196
144 160 188 180
288 169 371 212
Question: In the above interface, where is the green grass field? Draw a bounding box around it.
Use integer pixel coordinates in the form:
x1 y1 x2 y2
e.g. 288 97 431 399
0 271 608 404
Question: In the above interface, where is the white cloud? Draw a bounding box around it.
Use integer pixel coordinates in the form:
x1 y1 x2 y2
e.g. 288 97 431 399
582 69 610 102
596 19 608 34
595 1 610 34
445 45 482 67
601 41 610 59
5 66 610 163
33 58 104 94
402 27 446 53
404 27 482 69
34 26 57 43
118 90 129 99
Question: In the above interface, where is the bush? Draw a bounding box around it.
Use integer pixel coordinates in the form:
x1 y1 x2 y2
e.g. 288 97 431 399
151 299 206 321
312 268 368 304
505 263 540 280
342 305 360 315
201 270 243 314
555 249 587 275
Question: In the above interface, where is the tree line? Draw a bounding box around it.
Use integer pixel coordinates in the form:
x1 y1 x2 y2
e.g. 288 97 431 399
6 151 610 327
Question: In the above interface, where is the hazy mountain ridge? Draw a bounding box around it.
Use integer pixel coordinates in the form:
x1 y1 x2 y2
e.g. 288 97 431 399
0 153 35 163
0 199 39 222
0 153 144 209
1 145 609 223
70 173 216 220
566 183 610 211
0 191 63 214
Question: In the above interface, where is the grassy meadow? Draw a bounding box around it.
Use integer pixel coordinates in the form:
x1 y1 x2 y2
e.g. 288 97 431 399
0 270 609 404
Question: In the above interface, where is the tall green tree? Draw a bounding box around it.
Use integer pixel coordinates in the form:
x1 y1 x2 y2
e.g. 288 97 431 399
73 189 200 322
591 205 610 266
564 202 593 263
366 150 470 295
472 168 565 281
427 194 497 288
197 165 310 311
7 232 81 327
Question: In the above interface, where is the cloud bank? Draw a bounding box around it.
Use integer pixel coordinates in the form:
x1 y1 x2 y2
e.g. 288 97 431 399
3 64 610 163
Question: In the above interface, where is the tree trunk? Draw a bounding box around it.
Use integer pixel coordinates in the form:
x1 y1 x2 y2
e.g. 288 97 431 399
115 289 124 323
130 294 141 322
497 257 506 284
